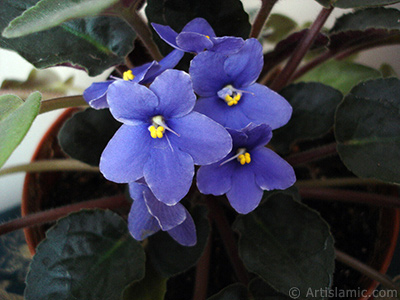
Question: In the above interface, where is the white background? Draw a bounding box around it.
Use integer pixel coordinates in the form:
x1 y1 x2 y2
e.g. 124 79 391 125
0 0 399 210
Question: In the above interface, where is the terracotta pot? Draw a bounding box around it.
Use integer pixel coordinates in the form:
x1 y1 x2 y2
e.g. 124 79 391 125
21 108 400 297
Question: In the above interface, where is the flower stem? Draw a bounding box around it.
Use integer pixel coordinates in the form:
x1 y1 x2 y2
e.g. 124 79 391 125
335 249 400 292
206 197 249 285
193 234 212 300
249 0 279 39
39 95 88 114
269 6 333 91
299 188 400 208
119 8 163 61
0 195 129 236
0 159 99 177
285 143 337 166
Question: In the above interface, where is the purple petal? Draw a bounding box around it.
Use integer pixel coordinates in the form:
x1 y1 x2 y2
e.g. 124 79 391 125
251 147 296 191
107 80 158 125
149 69 196 119
227 128 249 150
131 61 160 83
143 137 194 205
196 158 235 196
152 23 179 49
210 36 245 54
100 124 150 183
241 123 273 150
189 51 230 97
167 210 197 246
143 187 187 230
83 81 113 109
194 96 253 129
226 167 263 214
224 38 263 88
240 83 292 130
176 32 213 53
181 18 216 37
168 112 232 165
128 183 160 241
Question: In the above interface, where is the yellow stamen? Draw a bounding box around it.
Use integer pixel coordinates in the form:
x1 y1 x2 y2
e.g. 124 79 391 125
123 70 135 81
205 35 210 39
224 93 241 106
149 125 165 139
238 152 251 165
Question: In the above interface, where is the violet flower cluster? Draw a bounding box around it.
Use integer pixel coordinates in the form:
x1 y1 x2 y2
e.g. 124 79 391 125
83 18 296 246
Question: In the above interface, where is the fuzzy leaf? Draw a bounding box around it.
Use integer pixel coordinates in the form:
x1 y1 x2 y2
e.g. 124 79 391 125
297 59 381 94
208 284 248 300
148 205 210 277
315 0 400 8
2 0 119 38
24 210 145 300
271 82 343 153
233 192 335 299
263 14 297 43
0 0 136 76
335 78 400 184
0 92 41 168
58 108 121 166
249 278 291 300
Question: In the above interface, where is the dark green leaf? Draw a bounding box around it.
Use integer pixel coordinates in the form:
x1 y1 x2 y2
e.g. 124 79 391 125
0 0 135 76
271 82 343 153
379 63 398 78
249 278 291 300
335 77 400 184
297 60 381 94
0 92 41 168
24 209 145 300
2 0 119 38
233 192 335 299
148 205 210 277
58 108 121 166
263 14 297 43
122 261 167 300
315 0 400 8
208 283 248 300
328 8 400 57
145 0 251 54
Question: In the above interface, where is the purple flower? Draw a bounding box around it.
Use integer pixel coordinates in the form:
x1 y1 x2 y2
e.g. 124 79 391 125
190 38 292 130
100 69 232 205
197 124 296 214
152 18 244 54
128 181 196 246
83 49 184 109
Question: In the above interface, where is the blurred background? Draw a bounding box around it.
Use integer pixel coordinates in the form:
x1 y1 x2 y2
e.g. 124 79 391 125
0 0 399 210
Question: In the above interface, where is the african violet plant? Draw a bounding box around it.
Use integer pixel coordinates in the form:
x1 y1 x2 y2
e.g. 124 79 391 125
1 0 400 299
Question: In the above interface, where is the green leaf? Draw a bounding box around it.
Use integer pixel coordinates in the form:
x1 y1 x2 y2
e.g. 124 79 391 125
25 209 145 300
249 278 291 300
58 108 121 166
122 262 167 300
271 82 343 154
335 77 400 184
315 0 400 8
263 14 297 43
0 92 41 168
233 192 335 299
0 0 136 76
2 0 119 38
208 283 248 300
146 0 251 54
148 205 210 277
297 59 382 94
379 63 398 78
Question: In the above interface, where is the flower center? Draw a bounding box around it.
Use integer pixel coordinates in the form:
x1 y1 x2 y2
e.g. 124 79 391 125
123 70 135 81
148 115 179 139
236 148 251 165
217 85 242 106
220 147 251 166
